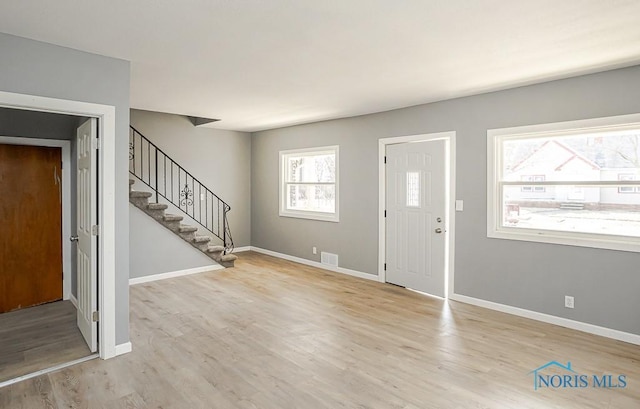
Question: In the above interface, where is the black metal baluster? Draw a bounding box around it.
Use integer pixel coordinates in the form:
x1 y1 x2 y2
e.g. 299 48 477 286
223 207 227 253
137 132 141 178
154 148 158 203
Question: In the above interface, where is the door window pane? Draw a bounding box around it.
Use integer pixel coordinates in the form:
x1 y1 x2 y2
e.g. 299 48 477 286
406 172 420 207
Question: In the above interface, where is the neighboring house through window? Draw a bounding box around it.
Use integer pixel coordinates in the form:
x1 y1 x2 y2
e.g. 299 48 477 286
279 146 339 222
488 114 640 252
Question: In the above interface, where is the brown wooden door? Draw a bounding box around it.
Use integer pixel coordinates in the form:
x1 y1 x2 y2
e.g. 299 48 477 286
0 143 63 313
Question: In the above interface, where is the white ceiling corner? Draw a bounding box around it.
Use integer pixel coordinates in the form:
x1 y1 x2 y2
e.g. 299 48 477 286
1 0 640 132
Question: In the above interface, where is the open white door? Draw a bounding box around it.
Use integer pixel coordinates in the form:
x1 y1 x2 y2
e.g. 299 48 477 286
386 140 446 297
76 118 98 352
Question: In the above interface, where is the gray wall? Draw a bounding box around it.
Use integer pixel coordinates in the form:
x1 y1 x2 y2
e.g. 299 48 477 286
130 109 251 248
0 33 131 345
252 65 640 336
129 205 216 279
0 108 79 140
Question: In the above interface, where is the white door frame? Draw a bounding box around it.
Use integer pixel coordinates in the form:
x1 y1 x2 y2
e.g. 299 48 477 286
0 136 72 301
378 132 456 298
0 91 118 359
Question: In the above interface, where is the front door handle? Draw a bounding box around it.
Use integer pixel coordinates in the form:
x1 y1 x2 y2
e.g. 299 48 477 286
435 228 443 234
70 235 79 242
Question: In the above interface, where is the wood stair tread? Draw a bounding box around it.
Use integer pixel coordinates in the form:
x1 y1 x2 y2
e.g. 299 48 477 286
220 254 238 262
130 191 153 198
163 214 183 222
147 203 168 210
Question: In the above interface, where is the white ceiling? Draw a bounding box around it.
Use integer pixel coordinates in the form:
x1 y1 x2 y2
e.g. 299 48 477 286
1 0 640 132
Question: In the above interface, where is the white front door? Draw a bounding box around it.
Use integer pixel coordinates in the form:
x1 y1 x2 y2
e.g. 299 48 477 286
386 140 446 297
76 118 98 352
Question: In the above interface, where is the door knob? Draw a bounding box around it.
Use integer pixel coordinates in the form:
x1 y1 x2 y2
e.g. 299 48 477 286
435 228 443 234
70 235 79 242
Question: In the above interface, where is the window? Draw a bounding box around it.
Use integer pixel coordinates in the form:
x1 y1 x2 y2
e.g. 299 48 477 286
406 172 421 207
488 114 640 252
521 175 546 193
279 146 339 222
618 174 640 193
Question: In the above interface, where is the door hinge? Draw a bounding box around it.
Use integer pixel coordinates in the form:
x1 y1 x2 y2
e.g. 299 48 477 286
92 136 101 150
384 210 387 218
384 263 387 271
91 225 100 236
384 156 387 164
92 311 99 322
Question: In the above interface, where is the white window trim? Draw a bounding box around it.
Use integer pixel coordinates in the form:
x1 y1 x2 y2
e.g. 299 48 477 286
279 145 339 222
487 113 640 253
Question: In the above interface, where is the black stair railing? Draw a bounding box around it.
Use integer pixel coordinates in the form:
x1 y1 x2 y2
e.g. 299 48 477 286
129 126 233 253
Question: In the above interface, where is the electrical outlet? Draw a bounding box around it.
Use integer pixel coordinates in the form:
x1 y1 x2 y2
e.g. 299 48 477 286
565 295 574 309
312 246 317 255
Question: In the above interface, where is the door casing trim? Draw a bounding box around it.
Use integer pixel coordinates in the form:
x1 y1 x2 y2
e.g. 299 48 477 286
378 132 456 298
0 91 118 359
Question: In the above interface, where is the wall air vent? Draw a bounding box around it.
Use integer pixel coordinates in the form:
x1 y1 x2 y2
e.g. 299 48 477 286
321 252 338 267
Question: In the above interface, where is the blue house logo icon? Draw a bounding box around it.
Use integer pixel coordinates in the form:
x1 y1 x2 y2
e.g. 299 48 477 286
528 361 576 390
528 361 627 390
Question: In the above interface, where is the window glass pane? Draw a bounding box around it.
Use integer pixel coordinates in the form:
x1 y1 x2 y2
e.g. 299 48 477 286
286 153 335 183
286 156 304 182
287 184 335 213
406 172 420 207
502 185 640 237
503 131 640 182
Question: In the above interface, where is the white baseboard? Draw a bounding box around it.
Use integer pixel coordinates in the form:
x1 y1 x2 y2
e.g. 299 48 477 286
233 246 252 252
129 264 224 285
114 342 132 356
251 246 381 282
69 294 78 309
450 293 640 346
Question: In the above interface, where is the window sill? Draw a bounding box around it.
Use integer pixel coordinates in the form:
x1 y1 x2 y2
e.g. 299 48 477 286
488 227 640 253
279 210 339 223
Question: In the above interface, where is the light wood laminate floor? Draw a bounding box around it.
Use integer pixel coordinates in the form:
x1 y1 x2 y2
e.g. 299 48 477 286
1 252 638 408
0 300 91 383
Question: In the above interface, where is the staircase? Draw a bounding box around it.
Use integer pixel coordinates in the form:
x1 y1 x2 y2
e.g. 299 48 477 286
129 126 237 268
